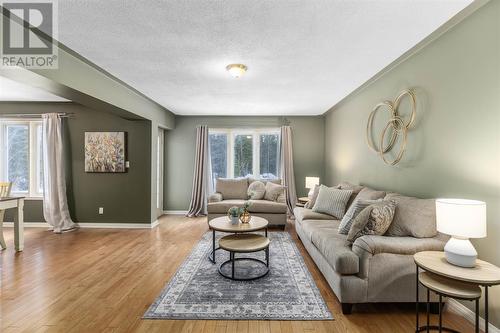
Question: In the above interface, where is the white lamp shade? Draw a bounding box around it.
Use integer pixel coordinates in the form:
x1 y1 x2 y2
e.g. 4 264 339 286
436 198 486 239
305 177 320 189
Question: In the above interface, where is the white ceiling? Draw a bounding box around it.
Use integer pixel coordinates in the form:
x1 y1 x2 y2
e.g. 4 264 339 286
56 0 472 116
0 75 69 102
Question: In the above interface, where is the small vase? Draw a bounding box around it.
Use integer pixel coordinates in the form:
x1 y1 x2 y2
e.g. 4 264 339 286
230 216 239 225
239 210 251 223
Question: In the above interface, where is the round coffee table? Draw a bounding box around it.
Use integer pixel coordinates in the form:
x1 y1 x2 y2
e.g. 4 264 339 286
218 233 270 281
208 216 268 264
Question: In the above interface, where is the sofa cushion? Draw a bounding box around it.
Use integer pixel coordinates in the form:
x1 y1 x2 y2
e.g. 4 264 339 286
352 234 446 256
304 184 320 209
310 228 359 275
299 219 341 240
347 200 397 244
264 182 285 201
356 186 386 201
207 200 246 214
216 178 248 200
248 181 266 199
294 207 335 225
338 199 380 234
208 192 223 203
312 185 352 219
248 178 281 185
384 193 437 238
248 200 287 213
337 181 365 209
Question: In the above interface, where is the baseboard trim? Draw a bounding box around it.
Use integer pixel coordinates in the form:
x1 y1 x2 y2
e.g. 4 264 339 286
447 299 499 333
163 210 188 215
3 221 158 229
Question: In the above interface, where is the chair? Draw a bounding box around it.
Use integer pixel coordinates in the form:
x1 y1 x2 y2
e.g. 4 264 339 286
0 182 12 250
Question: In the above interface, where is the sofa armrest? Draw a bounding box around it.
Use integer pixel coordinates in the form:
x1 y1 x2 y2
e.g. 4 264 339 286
208 192 223 203
352 234 447 257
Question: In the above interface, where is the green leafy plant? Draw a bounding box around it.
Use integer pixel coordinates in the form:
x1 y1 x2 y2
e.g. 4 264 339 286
240 201 252 214
228 206 240 217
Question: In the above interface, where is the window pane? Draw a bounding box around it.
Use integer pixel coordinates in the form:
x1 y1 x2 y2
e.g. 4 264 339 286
37 124 44 193
260 134 279 179
209 133 227 182
234 134 253 178
6 124 29 193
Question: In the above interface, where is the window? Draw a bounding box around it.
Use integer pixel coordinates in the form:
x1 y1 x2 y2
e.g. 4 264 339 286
0 120 44 197
209 128 280 184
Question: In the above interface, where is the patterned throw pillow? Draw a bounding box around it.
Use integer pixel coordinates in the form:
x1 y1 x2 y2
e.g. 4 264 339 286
312 185 353 219
338 199 380 234
264 182 285 201
347 200 397 244
248 181 266 200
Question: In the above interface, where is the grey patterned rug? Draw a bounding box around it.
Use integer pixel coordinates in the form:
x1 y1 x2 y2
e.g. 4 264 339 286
144 231 333 320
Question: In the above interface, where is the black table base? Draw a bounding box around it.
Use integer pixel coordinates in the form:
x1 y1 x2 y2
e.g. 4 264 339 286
218 249 270 281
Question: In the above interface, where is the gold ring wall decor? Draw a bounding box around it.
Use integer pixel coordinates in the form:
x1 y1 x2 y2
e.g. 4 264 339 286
366 89 417 166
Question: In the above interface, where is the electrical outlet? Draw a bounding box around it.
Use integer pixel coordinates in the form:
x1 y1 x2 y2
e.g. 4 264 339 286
99 207 104 215
125 161 130 168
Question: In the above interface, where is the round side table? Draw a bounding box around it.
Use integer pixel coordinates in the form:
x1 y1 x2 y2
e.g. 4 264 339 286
208 216 268 264
414 251 500 333
218 233 270 281
418 271 481 333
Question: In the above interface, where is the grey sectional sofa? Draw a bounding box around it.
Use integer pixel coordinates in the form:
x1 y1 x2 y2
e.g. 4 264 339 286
294 183 448 314
208 178 287 226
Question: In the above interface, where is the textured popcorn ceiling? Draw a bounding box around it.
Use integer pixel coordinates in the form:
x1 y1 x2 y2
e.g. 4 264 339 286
55 0 471 115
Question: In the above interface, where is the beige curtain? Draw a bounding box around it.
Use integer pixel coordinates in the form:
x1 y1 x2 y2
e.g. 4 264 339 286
42 113 77 233
187 125 211 217
280 126 297 215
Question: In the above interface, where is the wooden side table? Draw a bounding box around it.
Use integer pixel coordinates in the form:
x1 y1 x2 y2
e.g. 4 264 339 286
418 271 481 333
296 197 310 207
414 251 500 333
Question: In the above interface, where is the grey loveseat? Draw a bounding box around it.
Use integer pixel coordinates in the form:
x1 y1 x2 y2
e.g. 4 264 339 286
294 182 448 314
208 178 287 227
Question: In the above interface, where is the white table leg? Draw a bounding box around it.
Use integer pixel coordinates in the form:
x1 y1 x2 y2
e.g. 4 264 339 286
14 198 24 251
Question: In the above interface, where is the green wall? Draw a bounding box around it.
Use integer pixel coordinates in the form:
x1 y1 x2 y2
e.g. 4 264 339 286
324 1 499 326
164 116 325 210
1 102 152 223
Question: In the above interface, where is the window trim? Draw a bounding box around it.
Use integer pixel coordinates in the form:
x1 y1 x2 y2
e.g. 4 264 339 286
209 128 281 179
0 118 44 198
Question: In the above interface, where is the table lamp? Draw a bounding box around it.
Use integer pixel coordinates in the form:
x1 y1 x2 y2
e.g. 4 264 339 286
436 198 486 268
305 177 320 199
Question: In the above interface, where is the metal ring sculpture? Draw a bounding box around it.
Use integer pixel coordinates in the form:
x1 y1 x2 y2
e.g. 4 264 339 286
366 89 416 165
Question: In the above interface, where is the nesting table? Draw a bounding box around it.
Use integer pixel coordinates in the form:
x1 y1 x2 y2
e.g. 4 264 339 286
414 251 500 333
208 216 270 280
208 216 268 264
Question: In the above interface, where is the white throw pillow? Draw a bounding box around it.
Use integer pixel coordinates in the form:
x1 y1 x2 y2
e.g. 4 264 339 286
312 185 353 219
248 181 266 200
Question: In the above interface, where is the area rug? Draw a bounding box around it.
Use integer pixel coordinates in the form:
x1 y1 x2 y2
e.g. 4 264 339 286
144 231 333 320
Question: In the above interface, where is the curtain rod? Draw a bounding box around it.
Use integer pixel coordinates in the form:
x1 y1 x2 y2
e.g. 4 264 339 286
0 112 73 118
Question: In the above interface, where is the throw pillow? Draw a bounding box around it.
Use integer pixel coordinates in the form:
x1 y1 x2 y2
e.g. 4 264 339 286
347 200 397 244
311 185 353 219
264 182 285 201
215 178 249 199
337 181 365 209
247 181 265 200
304 184 320 209
338 199 380 234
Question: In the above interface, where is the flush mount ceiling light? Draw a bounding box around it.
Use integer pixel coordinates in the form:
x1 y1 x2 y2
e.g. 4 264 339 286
226 64 247 78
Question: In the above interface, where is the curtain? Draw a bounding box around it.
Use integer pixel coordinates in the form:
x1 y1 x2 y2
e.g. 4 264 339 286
42 113 77 233
187 125 212 217
280 126 297 215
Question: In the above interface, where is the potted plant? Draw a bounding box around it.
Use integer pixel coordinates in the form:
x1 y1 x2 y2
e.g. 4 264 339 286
227 206 240 225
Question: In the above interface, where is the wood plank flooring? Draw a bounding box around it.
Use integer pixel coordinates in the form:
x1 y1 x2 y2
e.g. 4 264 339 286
0 215 477 332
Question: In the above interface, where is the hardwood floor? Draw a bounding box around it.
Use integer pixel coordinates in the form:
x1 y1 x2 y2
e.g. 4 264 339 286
1 215 477 333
